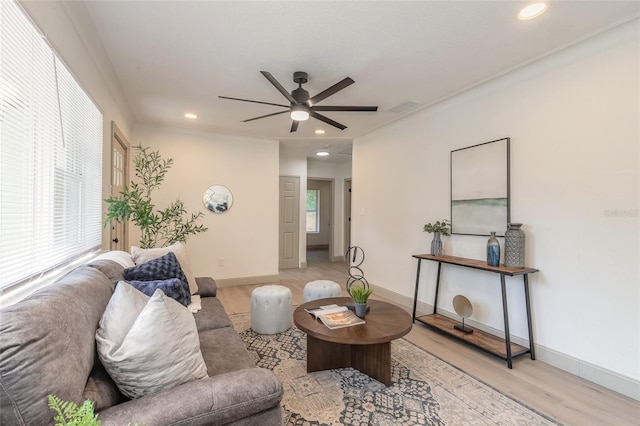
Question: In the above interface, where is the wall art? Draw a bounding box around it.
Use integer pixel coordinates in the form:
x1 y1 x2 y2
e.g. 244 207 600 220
203 185 233 214
451 138 510 236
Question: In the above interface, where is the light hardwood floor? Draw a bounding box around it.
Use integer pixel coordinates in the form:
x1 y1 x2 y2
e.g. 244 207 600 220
216 250 639 426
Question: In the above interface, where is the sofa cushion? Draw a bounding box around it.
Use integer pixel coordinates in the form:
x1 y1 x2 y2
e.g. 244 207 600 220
199 327 256 376
124 252 191 305
131 242 198 295
127 278 190 306
193 297 232 332
96 282 208 399
82 360 123 411
195 276 217 297
0 266 115 426
86 259 126 284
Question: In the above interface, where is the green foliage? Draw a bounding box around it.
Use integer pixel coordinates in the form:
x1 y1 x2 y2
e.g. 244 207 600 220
423 219 451 236
48 395 101 426
104 144 208 248
350 285 373 304
306 189 317 210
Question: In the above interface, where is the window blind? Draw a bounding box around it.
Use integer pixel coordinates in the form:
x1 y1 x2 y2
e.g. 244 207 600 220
0 0 103 290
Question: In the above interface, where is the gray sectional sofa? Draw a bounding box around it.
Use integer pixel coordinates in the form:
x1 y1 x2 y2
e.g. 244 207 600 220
0 256 283 425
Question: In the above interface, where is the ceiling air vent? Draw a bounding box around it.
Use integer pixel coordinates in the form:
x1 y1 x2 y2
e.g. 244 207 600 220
387 101 421 114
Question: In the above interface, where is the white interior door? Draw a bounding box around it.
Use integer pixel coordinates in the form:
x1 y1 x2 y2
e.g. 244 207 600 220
279 176 300 269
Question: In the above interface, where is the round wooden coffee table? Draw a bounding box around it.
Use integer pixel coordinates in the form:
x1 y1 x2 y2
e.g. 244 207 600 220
293 297 412 386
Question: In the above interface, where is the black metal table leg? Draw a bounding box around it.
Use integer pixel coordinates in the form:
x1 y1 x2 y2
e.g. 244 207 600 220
500 274 513 368
412 259 422 322
433 262 443 315
523 274 535 360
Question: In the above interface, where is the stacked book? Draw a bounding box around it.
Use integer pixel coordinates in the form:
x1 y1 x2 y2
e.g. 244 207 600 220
305 304 365 329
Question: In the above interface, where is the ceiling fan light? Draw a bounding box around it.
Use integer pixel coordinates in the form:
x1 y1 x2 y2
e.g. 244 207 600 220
290 106 309 121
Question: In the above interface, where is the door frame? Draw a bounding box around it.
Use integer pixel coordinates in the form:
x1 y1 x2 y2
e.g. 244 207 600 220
109 122 130 251
306 177 335 261
344 178 352 259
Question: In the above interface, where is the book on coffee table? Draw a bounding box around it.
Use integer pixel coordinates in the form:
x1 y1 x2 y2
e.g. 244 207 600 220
305 304 365 329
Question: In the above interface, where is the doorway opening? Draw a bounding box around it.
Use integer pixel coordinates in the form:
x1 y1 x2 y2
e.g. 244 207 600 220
306 178 334 266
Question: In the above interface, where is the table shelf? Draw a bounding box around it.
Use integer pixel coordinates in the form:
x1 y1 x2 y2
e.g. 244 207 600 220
412 254 538 368
416 313 530 360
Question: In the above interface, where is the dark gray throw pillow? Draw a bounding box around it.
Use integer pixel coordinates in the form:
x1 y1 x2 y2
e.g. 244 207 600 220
124 252 191 305
127 278 190 307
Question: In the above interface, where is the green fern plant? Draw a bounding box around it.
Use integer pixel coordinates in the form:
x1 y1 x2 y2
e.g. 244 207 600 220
48 395 101 426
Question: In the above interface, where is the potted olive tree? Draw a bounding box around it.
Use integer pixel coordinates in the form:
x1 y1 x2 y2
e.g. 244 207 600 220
104 144 207 248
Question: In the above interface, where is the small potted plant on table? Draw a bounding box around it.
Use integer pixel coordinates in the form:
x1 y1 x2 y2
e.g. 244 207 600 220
350 286 373 318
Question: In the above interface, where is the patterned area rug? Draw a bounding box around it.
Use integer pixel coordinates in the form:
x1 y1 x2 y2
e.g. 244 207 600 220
230 313 560 426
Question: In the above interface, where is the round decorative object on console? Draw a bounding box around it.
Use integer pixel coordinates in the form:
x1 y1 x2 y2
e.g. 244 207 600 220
452 295 473 334
504 223 525 267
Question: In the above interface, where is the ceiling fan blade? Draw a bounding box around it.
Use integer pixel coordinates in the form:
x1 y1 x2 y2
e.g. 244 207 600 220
242 110 289 123
307 77 355 106
290 121 299 133
309 111 347 130
312 105 378 112
260 71 296 104
219 96 289 108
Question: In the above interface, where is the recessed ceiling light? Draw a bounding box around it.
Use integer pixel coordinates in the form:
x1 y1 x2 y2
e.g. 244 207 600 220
316 151 330 157
518 3 547 20
315 129 325 135
184 113 198 119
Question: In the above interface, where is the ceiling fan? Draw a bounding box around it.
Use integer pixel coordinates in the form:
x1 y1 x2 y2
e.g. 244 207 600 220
219 71 377 132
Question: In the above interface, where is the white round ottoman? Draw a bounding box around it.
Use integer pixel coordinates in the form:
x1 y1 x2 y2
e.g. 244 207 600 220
251 285 292 334
303 280 342 303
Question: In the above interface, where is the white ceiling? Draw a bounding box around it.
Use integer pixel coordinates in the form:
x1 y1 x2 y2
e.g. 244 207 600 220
82 1 639 161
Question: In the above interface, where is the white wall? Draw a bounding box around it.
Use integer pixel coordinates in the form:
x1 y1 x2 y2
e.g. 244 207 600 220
133 125 280 282
20 0 135 250
352 20 639 398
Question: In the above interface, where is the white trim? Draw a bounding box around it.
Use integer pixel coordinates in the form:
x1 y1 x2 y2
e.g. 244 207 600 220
370 283 640 401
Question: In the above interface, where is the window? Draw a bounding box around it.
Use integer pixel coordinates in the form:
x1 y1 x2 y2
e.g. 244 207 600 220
0 0 103 291
306 189 319 233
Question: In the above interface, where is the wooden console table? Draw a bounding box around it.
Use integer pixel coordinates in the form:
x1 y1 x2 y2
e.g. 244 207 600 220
411 254 538 368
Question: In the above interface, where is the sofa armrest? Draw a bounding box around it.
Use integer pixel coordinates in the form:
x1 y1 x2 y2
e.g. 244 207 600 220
97 368 282 426
195 276 217 297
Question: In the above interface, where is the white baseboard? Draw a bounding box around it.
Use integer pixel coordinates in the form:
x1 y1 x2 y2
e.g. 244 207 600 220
370 283 640 401
215 274 280 288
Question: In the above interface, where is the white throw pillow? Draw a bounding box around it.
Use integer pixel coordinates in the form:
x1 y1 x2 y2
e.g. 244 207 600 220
96 282 208 399
131 242 198 295
93 250 135 268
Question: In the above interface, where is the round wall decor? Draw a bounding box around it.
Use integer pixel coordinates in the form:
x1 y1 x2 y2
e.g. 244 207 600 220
203 185 233 214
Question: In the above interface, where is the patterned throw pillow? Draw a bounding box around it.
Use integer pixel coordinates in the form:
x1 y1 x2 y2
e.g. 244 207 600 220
127 278 189 307
131 243 198 295
124 252 191 305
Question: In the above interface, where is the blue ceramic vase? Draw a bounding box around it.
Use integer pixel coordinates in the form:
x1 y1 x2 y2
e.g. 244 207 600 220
486 231 500 267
